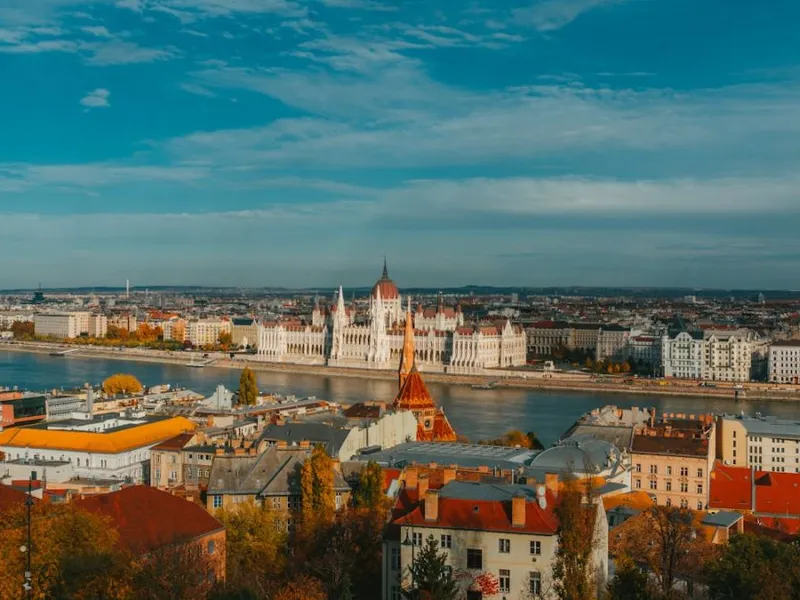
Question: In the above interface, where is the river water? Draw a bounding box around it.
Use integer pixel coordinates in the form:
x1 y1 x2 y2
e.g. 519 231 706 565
3 350 800 446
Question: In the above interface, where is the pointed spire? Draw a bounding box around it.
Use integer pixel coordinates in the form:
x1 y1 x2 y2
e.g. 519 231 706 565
336 284 345 315
399 296 415 389
382 256 389 280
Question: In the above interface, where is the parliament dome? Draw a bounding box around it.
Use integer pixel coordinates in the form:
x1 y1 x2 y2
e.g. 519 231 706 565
371 259 399 300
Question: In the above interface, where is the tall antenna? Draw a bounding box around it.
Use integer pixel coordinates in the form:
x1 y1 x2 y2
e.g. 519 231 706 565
126 279 130 300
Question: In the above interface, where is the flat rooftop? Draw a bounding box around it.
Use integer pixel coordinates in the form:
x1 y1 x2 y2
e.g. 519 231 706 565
362 442 537 470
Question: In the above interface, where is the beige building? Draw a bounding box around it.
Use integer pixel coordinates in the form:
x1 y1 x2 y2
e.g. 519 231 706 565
186 318 232 347
630 416 715 511
384 476 608 600
88 314 108 338
34 313 79 339
525 321 575 357
162 318 186 343
716 413 800 472
231 317 259 348
109 313 137 332
71 311 90 335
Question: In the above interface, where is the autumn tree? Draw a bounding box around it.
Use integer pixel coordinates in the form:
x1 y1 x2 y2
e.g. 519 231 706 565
300 444 335 529
478 429 545 450
272 575 326 600
219 331 233 348
552 476 600 600
0 502 130 600
130 542 217 600
10 321 34 339
214 503 287 595
606 556 652 600
354 461 385 512
611 506 715 599
238 367 258 405
402 535 459 600
706 533 800 600
102 373 143 395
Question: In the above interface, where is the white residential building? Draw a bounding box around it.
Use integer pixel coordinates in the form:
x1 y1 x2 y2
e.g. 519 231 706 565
71 311 90 335
0 312 34 328
88 314 108 338
768 341 800 384
384 479 608 600
34 313 80 339
662 330 704 379
662 323 759 382
718 413 800 473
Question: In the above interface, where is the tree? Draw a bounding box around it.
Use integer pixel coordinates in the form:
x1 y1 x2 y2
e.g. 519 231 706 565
102 373 143 395
0 503 130 600
552 477 599 600
130 542 217 600
10 321 34 339
237 367 258 405
354 461 386 512
478 429 545 450
706 533 800 600
402 535 460 600
219 332 233 348
606 556 652 600
215 503 287 595
300 444 335 529
272 575 326 600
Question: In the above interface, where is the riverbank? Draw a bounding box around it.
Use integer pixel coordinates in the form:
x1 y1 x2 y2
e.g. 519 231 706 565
4 340 800 402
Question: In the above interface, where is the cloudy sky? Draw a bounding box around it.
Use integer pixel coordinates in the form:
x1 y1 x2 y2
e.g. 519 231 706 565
1 0 799 290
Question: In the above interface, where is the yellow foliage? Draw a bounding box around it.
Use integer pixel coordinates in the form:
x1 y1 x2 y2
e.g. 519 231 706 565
102 373 143 395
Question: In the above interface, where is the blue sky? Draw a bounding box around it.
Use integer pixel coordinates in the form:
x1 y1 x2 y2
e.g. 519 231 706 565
2 0 800 289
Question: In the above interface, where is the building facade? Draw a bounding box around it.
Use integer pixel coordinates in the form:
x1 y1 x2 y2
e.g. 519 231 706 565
768 341 800 384
186 318 232 347
34 313 79 339
88 314 108 338
256 263 526 374
717 413 800 472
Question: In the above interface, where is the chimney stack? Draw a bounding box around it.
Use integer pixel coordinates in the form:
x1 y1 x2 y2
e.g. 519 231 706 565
424 489 439 522
418 475 429 497
405 467 418 489
512 495 526 528
442 467 457 486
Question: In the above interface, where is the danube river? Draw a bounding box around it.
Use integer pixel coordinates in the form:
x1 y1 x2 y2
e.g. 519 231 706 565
3 350 800 445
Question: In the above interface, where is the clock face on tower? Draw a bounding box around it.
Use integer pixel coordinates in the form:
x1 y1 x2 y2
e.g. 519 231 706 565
424 419 432 429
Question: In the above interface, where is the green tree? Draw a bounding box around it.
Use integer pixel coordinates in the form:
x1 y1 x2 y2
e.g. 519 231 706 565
354 461 385 512
402 535 460 600
300 444 335 528
606 556 652 600
706 533 800 600
237 367 258 405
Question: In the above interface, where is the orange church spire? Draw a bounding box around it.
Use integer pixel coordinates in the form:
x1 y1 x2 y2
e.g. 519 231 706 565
399 297 414 389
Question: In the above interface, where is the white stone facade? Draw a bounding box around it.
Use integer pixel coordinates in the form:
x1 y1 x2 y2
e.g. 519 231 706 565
768 342 800 384
663 328 758 382
34 313 79 339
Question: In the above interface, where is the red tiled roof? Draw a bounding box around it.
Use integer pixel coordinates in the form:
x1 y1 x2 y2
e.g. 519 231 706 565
152 432 195 452
398 494 559 535
383 468 402 492
77 486 223 555
710 462 800 516
0 484 34 513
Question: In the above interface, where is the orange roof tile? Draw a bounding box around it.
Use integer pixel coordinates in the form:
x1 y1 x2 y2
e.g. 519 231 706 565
394 367 437 411
0 417 198 454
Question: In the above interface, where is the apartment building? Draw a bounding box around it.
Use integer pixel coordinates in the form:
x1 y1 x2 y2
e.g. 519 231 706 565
88 313 108 338
630 415 715 511
34 313 79 339
72 311 90 335
702 330 756 382
186 318 232 347
524 321 574 357
231 317 259 348
768 341 800 383
717 413 800 472
162 318 187 343
662 330 704 379
109 313 137 332
595 325 630 361
384 476 608 600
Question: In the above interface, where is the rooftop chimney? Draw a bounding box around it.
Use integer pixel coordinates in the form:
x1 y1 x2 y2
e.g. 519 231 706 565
418 475 429 497
424 489 439 522
512 495 526 528
405 467 418 489
442 467 457 486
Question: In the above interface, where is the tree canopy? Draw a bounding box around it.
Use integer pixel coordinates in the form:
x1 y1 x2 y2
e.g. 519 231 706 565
401 535 460 600
237 367 258 405
102 373 143 395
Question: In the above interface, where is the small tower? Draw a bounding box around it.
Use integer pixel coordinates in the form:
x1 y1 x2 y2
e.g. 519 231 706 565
399 297 414 389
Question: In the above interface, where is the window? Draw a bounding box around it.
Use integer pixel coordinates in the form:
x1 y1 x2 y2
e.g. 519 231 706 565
696 467 703 477
635 463 641 473
665 498 672 507
391 586 402 600
169 470 177 481
499 569 510 593
680 482 688 493
412 532 423 547
530 540 541 555
666 466 672 476
665 480 672 491
650 480 657 490
499 538 510 554
529 571 542 595
634 478 641 489
696 483 703 495
207 540 216 555
391 547 401 570
289 495 301 511
680 498 688 509
272 497 281 510
212 495 223 509
650 464 658 475
697 501 704 510
680 467 688 477
441 534 452 549
335 492 343 509
466 549 483 570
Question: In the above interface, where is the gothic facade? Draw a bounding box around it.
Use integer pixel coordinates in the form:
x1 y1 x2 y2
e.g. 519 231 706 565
255 263 527 374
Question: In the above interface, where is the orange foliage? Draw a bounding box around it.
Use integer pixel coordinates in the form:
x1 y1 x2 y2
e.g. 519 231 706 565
272 575 326 600
102 373 143 395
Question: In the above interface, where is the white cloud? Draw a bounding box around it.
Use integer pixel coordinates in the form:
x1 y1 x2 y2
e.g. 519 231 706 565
80 88 111 108
81 25 112 37
83 40 179 65
513 0 623 31
1 162 208 189
0 39 77 54
179 82 217 97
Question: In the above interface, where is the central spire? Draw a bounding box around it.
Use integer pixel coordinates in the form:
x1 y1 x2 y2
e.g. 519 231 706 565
382 256 389 279
399 297 414 389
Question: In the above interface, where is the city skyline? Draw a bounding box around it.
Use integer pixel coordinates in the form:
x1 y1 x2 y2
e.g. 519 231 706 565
2 0 800 288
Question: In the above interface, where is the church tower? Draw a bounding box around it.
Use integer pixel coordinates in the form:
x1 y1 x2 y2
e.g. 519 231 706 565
399 297 414 389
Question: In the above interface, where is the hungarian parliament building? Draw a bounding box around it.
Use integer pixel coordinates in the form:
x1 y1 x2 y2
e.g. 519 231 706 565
256 262 527 374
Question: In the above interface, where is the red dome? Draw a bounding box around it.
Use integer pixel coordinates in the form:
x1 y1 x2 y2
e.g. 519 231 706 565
371 260 399 300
